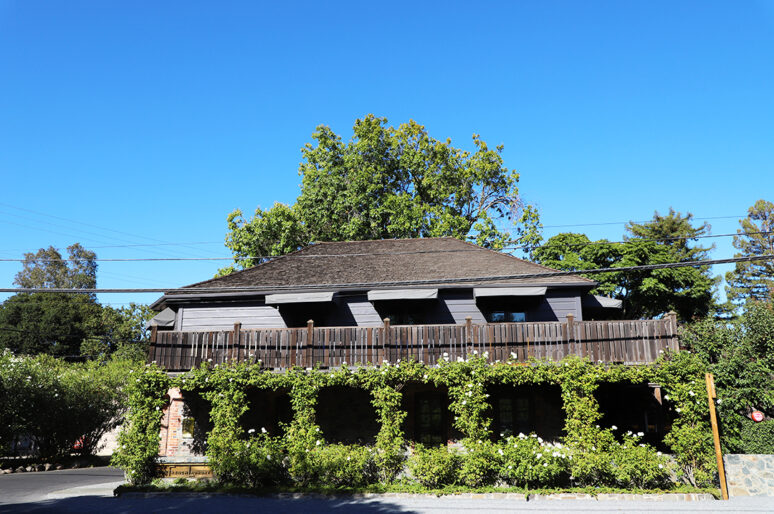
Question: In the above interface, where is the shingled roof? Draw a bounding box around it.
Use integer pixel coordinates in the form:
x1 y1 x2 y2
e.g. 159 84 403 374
163 238 595 299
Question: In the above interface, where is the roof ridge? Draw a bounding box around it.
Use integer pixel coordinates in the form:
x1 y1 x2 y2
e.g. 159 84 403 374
179 244 314 289
455 238 597 284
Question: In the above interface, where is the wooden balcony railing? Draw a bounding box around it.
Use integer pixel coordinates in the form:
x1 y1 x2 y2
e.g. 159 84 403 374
148 314 679 372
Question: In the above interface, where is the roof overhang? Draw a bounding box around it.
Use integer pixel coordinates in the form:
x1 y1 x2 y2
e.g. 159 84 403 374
145 307 176 329
264 291 334 304
473 286 547 298
582 294 623 309
367 288 438 301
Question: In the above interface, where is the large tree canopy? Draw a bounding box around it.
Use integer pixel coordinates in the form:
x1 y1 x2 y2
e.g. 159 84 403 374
2 243 152 360
14 243 97 290
219 115 541 275
725 199 774 307
532 209 717 321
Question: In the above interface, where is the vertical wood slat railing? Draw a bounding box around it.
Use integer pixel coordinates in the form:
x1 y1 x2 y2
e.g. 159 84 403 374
148 314 680 372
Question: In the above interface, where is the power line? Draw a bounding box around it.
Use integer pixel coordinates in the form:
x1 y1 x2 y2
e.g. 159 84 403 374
1 254 771 294
539 214 747 229
1 230 768 263
503 230 772 250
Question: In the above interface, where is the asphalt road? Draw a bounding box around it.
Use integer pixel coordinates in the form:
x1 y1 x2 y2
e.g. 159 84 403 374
0 466 123 507
1 468 772 513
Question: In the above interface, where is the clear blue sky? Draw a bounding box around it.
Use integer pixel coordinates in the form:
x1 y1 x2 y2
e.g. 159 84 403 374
1 1 772 308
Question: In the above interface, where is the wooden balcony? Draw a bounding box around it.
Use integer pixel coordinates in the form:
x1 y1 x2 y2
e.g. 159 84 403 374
148 315 679 372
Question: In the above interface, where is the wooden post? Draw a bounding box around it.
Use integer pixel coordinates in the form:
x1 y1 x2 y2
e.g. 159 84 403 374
306 320 314 368
383 318 390 365
465 316 472 345
665 311 678 351
706 372 729 500
233 322 242 363
148 325 158 365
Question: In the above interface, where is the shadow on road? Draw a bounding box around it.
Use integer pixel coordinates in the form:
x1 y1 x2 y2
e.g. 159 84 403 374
1 494 418 514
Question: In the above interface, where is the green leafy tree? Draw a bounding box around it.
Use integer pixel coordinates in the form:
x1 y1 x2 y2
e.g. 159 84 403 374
725 199 774 307
80 303 155 361
0 293 102 357
681 302 774 452
532 209 717 320
219 115 541 275
14 243 97 290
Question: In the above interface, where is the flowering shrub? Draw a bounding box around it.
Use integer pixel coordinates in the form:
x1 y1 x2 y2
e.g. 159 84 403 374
408 444 460 488
114 352 717 490
499 434 570 488
0 351 132 461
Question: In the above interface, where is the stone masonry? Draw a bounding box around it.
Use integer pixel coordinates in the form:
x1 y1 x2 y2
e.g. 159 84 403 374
724 454 774 497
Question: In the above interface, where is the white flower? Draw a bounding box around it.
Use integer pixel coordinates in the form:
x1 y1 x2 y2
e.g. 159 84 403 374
689 391 695 397
248 429 256 434
267 454 272 460
498 449 504 455
473 350 478 355
664 395 670 401
482 351 489 358
261 427 267 434
675 407 682 413
611 425 617 431
346 456 350 461
537 437 543 443
716 399 722 404
536 453 542 458
510 352 517 359
543 462 548 467
443 352 449 358
462 400 467 405
657 451 662 456
658 464 664 469
637 432 644 437
423 374 429 380
342 361 347 366
457 357 464 362
508 465 513 469
315 440 321 446
519 433 526 439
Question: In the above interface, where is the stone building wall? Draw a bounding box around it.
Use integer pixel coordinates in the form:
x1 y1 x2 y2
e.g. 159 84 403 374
724 454 774 496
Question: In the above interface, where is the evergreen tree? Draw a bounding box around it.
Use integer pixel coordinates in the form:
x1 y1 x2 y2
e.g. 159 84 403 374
725 199 774 306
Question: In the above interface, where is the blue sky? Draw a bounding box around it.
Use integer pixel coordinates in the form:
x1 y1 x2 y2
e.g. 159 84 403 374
1 1 772 308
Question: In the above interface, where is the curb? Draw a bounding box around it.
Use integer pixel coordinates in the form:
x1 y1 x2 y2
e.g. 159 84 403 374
116 491 717 501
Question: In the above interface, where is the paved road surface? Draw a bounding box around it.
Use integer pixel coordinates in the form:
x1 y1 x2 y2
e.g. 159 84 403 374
1 467 772 513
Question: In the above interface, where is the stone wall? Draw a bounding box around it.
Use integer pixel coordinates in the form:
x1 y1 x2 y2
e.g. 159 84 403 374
724 454 774 496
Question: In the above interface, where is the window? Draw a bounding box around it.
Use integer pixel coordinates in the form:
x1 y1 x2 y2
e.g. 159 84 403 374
181 417 195 438
489 311 526 323
415 392 445 444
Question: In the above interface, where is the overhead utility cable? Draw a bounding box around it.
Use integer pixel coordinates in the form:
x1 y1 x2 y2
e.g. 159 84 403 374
1 230 769 263
1 254 771 294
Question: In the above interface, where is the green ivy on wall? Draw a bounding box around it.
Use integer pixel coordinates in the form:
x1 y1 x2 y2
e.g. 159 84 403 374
112 351 717 489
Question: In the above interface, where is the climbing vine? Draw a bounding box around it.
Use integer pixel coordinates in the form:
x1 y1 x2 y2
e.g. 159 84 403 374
113 352 716 489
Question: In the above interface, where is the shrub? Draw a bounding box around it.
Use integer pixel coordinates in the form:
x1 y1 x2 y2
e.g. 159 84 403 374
608 432 672 489
314 444 378 487
234 433 288 487
408 444 460 488
0 351 131 460
458 441 500 487
739 418 774 454
499 434 570 488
